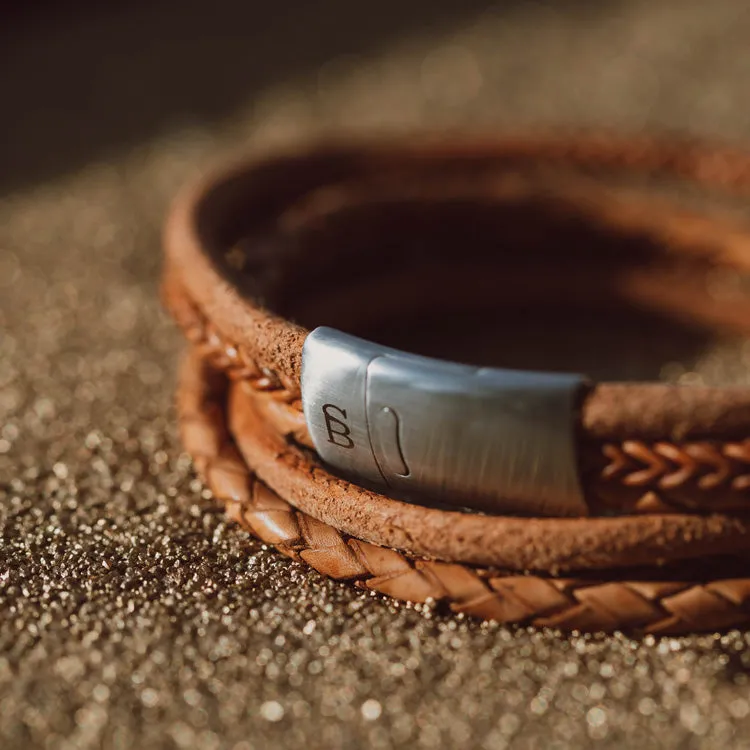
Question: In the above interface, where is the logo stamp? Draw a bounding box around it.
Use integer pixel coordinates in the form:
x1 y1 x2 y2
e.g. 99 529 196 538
322 404 354 449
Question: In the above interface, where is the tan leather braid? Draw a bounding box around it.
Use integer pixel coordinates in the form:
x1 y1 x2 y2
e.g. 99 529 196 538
178 348 750 635
588 441 750 513
168 284 750 515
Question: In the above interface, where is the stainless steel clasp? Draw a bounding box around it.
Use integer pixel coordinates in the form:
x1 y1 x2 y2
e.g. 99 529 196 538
301 327 587 516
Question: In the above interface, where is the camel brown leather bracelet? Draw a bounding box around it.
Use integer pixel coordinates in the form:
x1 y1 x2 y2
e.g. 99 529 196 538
163 133 750 518
177 348 750 635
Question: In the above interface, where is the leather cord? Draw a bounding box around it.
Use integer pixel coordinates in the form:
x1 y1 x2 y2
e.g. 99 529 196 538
163 135 750 516
178 348 750 635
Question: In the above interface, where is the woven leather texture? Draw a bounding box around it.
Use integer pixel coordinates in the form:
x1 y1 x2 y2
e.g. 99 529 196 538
178 349 750 635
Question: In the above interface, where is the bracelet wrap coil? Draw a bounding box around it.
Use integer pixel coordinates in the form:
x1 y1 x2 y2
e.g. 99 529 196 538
164 133 750 633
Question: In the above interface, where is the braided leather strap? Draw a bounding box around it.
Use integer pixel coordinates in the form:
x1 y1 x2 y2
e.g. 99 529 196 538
178 349 750 635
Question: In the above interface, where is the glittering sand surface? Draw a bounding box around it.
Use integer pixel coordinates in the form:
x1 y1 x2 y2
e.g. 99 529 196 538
4 2 750 748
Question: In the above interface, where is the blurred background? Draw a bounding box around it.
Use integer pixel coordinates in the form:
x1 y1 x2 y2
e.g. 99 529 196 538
5 0 750 192
3 2 750 749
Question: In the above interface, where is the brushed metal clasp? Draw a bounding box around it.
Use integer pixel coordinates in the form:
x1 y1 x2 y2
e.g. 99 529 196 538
301 327 587 516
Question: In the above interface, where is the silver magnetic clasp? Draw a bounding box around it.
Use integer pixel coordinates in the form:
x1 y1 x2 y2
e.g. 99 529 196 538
300 327 587 516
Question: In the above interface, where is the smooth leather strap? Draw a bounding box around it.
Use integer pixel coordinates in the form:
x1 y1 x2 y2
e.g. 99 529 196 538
163 136 750 513
177 348 750 634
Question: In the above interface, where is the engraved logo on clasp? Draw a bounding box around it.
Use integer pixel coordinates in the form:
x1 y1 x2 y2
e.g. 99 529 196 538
322 404 354 449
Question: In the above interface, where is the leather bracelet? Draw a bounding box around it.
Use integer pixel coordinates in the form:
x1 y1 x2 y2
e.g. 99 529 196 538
163 134 750 517
177 348 750 635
